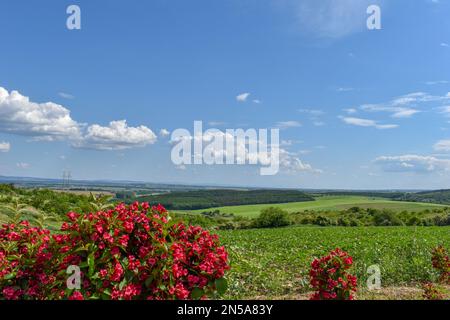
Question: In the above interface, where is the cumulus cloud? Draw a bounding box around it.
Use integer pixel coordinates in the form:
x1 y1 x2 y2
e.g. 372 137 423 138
236 93 250 102
0 141 10 152
170 130 320 174
0 87 80 140
74 120 157 150
279 148 322 174
374 155 450 173
340 116 398 129
0 87 160 151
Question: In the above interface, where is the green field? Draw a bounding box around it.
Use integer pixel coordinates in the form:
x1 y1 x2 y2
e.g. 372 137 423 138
217 226 450 299
185 196 448 218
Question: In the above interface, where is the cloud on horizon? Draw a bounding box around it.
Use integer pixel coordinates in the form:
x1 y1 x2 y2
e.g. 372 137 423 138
374 154 450 173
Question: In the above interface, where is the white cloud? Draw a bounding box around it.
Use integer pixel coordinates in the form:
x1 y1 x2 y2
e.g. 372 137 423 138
159 128 170 137
336 87 354 92
252 99 261 104
74 120 157 150
438 106 450 116
281 140 294 146
275 121 302 129
441 42 449 47
16 162 30 169
58 92 75 99
208 121 226 127
0 87 81 140
290 0 383 39
358 92 450 118
170 131 319 174
343 108 358 114
340 116 398 129
0 141 10 153
361 103 420 118
0 87 160 151
298 109 325 126
434 139 450 152
236 93 250 102
374 155 450 173
425 80 448 85
298 109 325 117
279 148 322 174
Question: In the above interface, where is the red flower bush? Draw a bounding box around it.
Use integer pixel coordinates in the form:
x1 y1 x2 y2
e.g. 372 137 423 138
0 202 230 300
431 245 449 284
0 221 57 300
309 248 357 300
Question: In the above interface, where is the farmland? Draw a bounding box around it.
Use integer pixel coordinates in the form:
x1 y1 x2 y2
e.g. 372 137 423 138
186 195 448 218
1 184 450 300
217 226 450 299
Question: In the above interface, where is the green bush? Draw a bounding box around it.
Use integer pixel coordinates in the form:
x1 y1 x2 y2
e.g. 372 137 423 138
252 207 291 228
373 210 404 226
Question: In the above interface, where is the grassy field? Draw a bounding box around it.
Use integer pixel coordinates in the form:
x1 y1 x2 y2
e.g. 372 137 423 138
216 226 450 299
185 196 448 218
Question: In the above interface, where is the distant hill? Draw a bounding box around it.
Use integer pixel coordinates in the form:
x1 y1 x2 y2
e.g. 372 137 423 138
396 189 450 205
133 189 315 210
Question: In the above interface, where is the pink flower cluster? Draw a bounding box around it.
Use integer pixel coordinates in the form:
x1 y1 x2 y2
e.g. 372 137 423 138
309 248 357 300
0 202 230 300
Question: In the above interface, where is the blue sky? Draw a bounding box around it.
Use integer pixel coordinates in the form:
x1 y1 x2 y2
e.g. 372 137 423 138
1 0 450 189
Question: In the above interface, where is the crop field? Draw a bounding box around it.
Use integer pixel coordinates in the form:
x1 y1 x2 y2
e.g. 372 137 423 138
216 226 450 299
187 196 448 218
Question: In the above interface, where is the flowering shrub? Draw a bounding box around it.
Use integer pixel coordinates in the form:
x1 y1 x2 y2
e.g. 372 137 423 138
421 282 445 300
309 248 357 300
0 202 230 300
431 245 449 284
0 221 57 299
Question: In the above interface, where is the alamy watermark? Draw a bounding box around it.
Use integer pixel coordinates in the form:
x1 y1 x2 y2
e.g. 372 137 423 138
367 264 382 290
66 265 81 290
66 5 81 30
170 121 280 176
367 5 382 30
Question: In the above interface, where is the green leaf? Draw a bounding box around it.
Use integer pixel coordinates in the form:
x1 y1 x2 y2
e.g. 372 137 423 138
119 278 127 290
3 272 16 280
215 278 228 295
87 253 95 277
145 275 154 288
191 287 204 299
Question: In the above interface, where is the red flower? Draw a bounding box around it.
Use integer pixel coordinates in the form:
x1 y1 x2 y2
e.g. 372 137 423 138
67 212 79 222
69 291 84 300
309 248 357 300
